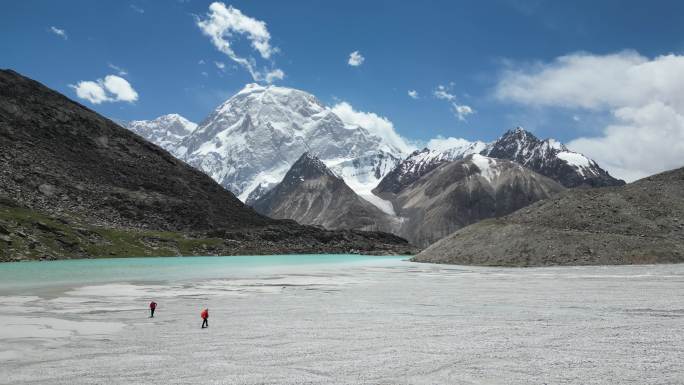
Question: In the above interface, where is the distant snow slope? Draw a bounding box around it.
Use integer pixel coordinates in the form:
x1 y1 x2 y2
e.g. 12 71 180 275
375 127 623 198
123 114 197 152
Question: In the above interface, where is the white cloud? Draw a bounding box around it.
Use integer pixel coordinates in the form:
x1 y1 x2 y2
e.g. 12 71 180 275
214 61 226 70
348 51 365 66
331 101 415 154
433 84 475 122
130 4 145 14
49 26 67 40
70 75 138 104
426 136 474 152
265 68 284 83
108 63 128 76
408 90 418 99
102 75 138 102
196 2 283 83
496 51 684 181
453 104 474 121
198 59 206 65
71 81 108 104
433 85 455 101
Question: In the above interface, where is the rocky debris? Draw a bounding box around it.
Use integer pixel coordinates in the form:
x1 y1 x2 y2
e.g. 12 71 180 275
0 197 416 262
413 166 684 266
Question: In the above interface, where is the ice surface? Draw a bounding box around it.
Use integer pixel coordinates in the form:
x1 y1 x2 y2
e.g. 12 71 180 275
1 257 683 384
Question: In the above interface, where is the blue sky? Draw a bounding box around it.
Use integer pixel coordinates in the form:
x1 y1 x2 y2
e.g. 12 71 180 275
2 1 684 180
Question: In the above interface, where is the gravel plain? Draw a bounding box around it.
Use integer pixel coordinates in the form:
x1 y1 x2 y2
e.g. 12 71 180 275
1 257 683 384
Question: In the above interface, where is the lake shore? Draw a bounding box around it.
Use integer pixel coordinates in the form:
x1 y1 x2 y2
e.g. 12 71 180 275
1 255 683 384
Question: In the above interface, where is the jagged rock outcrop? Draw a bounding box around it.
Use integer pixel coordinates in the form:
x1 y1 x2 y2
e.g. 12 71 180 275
486 127 625 188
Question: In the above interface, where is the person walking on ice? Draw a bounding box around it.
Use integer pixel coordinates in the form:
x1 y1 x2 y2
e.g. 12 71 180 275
149 301 157 318
201 308 209 328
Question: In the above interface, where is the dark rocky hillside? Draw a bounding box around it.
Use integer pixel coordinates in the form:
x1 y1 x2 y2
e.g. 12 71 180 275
393 154 564 246
0 69 415 260
414 166 684 266
252 153 395 232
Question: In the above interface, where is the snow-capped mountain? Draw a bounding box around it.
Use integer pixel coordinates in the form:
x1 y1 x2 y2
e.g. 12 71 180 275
485 127 625 188
174 83 407 202
393 154 565 246
252 153 395 231
124 114 197 152
375 127 623 198
373 140 487 197
257 152 563 247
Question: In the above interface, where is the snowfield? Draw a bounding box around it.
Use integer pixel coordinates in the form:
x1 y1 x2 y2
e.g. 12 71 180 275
1 256 683 384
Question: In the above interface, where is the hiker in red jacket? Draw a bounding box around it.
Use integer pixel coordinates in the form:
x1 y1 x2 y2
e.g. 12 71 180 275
149 301 157 318
201 308 209 328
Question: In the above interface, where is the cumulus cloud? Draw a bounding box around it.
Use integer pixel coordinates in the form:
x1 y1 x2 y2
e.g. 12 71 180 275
72 81 108 104
331 101 415 154
408 90 419 99
70 75 138 104
433 84 475 121
197 2 283 83
49 26 67 40
214 61 226 70
348 51 364 66
496 50 684 181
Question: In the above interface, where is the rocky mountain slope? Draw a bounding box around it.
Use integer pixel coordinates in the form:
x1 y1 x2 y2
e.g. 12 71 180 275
414 166 684 266
374 127 623 198
123 114 197 152
259 151 563 248
0 69 415 261
373 141 487 198
173 83 406 202
252 153 395 231
393 154 564 246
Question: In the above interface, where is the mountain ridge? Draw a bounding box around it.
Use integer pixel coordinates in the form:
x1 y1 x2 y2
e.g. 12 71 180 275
252 153 396 232
0 69 416 261
413 165 684 266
